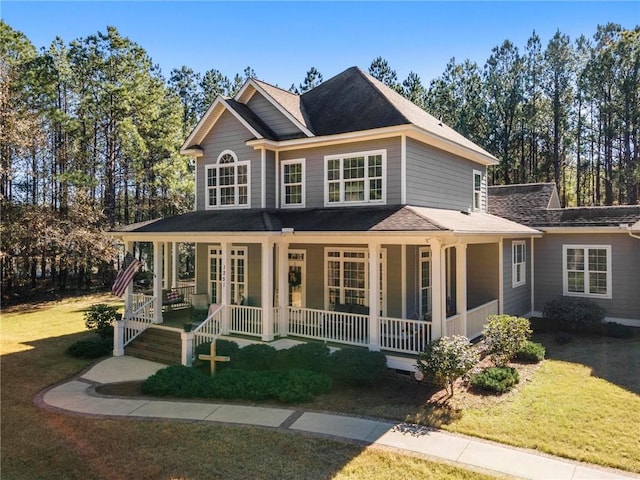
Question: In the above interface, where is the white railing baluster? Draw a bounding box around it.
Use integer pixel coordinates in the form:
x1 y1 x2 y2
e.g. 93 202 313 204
379 317 432 355
123 294 155 347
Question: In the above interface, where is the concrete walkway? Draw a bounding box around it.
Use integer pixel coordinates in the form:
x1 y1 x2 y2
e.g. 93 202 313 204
39 357 638 480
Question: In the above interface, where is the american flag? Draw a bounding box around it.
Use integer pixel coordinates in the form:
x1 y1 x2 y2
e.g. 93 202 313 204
112 253 142 297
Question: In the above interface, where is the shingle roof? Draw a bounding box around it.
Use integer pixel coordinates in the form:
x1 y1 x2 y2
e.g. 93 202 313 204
111 205 540 236
252 79 310 131
224 99 278 140
488 183 640 228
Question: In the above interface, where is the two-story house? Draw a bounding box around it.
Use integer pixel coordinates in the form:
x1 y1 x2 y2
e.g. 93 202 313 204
110 67 557 371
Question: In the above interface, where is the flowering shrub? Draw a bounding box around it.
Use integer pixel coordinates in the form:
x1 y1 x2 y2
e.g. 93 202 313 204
483 314 532 367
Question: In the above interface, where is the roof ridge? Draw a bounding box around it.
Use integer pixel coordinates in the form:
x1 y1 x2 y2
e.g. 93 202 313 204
488 182 555 188
253 78 300 98
547 205 640 210
355 67 411 125
405 205 448 230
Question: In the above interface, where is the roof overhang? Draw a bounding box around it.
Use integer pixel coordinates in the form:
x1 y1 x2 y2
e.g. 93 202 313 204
538 226 634 234
236 79 313 137
180 96 263 155
247 124 498 166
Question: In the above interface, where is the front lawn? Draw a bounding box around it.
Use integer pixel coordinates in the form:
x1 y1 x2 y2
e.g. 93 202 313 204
1 294 497 480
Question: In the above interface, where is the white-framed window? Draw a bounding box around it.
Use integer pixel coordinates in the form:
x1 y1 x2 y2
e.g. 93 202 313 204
209 246 247 304
324 150 386 206
473 170 483 211
562 245 612 299
206 150 250 209
512 241 526 288
419 248 432 319
324 248 386 314
281 159 305 207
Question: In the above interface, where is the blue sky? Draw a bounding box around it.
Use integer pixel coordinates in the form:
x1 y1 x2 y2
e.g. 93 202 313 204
3 1 639 88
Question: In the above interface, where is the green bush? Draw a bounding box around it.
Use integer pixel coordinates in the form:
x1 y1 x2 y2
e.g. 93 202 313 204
482 314 532 367
416 335 479 396
471 367 520 393
328 348 388 386
142 365 215 398
595 322 635 339
543 297 605 333
84 304 119 339
141 366 331 403
276 342 331 373
233 344 278 371
514 340 545 363
66 339 112 359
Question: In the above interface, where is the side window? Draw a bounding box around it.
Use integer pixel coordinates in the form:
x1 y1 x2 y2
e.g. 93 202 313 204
473 170 483 211
563 245 612 298
206 150 250 209
512 241 526 287
281 159 305 207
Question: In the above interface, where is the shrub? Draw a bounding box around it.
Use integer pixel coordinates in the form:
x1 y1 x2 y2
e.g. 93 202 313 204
142 366 331 403
416 335 479 396
471 367 519 393
84 304 119 339
482 314 532 367
328 348 388 386
543 297 605 333
595 322 635 339
142 365 215 398
514 340 545 363
276 342 331 373
232 344 278 371
66 339 112 359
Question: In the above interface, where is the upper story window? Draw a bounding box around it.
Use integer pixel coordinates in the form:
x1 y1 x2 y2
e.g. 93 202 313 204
512 241 526 288
324 150 386 206
473 170 483 211
206 150 250 209
281 159 305 207
563 245 612 299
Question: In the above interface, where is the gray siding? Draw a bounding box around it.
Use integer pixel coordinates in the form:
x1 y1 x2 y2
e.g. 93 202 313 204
247 93 302 138
534 233 640 320
290 244 325 309
383 244 402 317
467 243 500 309
406 138 487 211
196 110 262 210
280 137 402 208
265 150 276 208
501 239 532 316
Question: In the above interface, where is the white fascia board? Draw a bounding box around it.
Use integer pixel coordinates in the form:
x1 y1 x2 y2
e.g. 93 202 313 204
247 125 409 151
407 126 499 166
540 226 630 234
180 97 263 155
244 79 314 137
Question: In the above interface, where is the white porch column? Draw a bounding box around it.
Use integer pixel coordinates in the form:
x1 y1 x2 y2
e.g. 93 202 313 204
171 242 179 289
181 331 194 366
221 242 231 334
153 241 164 324
277 241 289 336
498 239 504 314
163 242 171 289
261 239 274 342
456 243 468 337
368 242 381 351
429 238 443 340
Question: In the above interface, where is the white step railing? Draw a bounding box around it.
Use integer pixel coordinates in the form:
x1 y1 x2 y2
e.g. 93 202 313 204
229 305 263 337
123 294 155 346
466 299 498 339
286 307 369 347
379 317 432 355
192 304 224 353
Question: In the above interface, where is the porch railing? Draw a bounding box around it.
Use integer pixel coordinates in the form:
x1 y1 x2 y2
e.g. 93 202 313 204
286 307 369 347
123 294 154 346
229 305 263 337
379 317 432 355
466 299 498 339
192 304 224 353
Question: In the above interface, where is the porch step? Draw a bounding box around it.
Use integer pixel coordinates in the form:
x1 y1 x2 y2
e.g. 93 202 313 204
125 327 182 365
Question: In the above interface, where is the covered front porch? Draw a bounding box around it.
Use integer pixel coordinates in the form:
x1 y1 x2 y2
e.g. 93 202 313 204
114 234 503 366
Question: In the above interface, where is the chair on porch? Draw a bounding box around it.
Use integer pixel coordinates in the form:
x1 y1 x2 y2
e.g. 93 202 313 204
190 293 209 324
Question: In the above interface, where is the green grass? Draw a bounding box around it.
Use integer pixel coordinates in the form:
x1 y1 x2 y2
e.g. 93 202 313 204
1 294 497 480
443 335 640 473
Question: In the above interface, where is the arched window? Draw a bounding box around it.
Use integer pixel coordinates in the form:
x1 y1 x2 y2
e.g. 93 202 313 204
206 150 250 208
